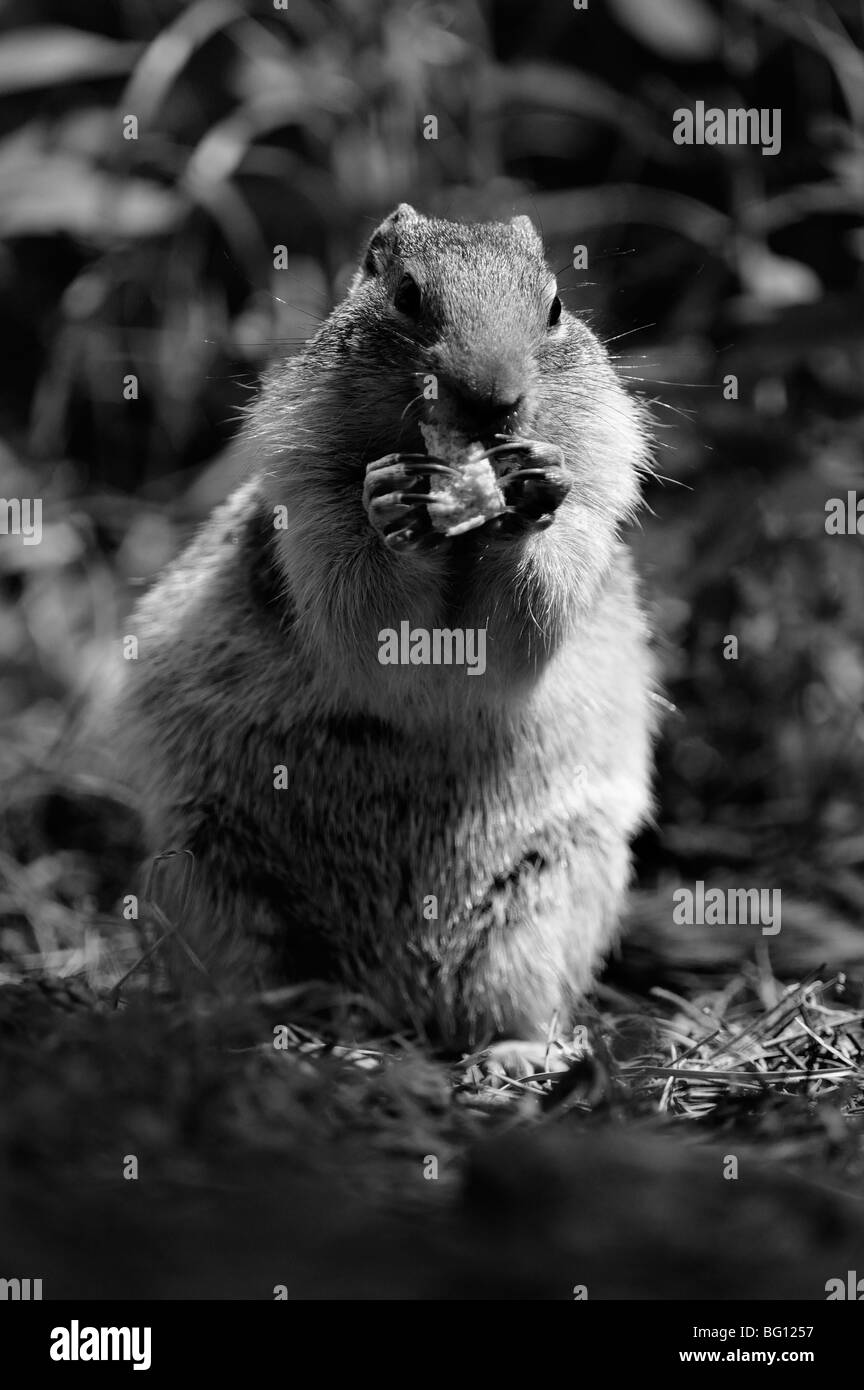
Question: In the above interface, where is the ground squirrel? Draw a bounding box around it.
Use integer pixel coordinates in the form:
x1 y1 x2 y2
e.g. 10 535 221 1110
99 204 657 1053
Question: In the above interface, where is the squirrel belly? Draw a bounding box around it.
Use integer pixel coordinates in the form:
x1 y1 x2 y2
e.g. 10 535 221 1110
101 206 658 1051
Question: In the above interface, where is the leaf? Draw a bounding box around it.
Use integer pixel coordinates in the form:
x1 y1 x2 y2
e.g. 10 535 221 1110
0 27 139 94
738 244 822 310
607 0 721 61
497 63 673 163
0 148 182 239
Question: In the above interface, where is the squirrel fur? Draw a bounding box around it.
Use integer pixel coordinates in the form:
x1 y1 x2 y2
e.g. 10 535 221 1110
97 204 658 1051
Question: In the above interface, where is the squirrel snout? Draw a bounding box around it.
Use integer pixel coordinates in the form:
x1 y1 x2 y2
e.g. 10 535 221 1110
439 381 526 438
433 336 532 438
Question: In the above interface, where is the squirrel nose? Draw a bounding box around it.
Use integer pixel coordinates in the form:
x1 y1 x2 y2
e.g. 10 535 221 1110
447 384 524 436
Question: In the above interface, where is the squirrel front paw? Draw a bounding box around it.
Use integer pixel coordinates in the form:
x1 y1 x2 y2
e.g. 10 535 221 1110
363 453 452 552
483 438 572 539
363 439 572 552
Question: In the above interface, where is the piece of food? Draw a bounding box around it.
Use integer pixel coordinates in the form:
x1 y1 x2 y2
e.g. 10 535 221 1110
420 424 507 536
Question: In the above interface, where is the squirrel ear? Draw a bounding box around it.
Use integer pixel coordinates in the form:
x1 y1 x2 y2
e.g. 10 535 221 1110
353 204 424 289
509 214 542 251
390 203 422 226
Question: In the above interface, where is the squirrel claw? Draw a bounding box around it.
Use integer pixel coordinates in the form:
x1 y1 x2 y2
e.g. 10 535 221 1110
364 453 458 551
480 438 571 534
485 509 556 538
497 461 571 527
382 519 444 553
486 437 565 470
364 455 455 502
365 494 444 552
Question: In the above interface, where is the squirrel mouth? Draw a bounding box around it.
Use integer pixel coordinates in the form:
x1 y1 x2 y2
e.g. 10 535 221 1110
418 423 528 474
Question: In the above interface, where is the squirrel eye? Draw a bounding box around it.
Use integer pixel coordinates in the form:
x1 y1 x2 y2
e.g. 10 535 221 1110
394 273 422 318
547 294 562 328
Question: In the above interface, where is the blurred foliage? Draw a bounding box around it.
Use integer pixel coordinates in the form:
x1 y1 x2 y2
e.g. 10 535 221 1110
0 0 861 477
0 0 863 964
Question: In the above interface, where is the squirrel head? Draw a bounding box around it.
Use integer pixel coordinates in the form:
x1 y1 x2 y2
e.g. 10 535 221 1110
342 204 566 442
259 205 648 582
254 206 650 699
